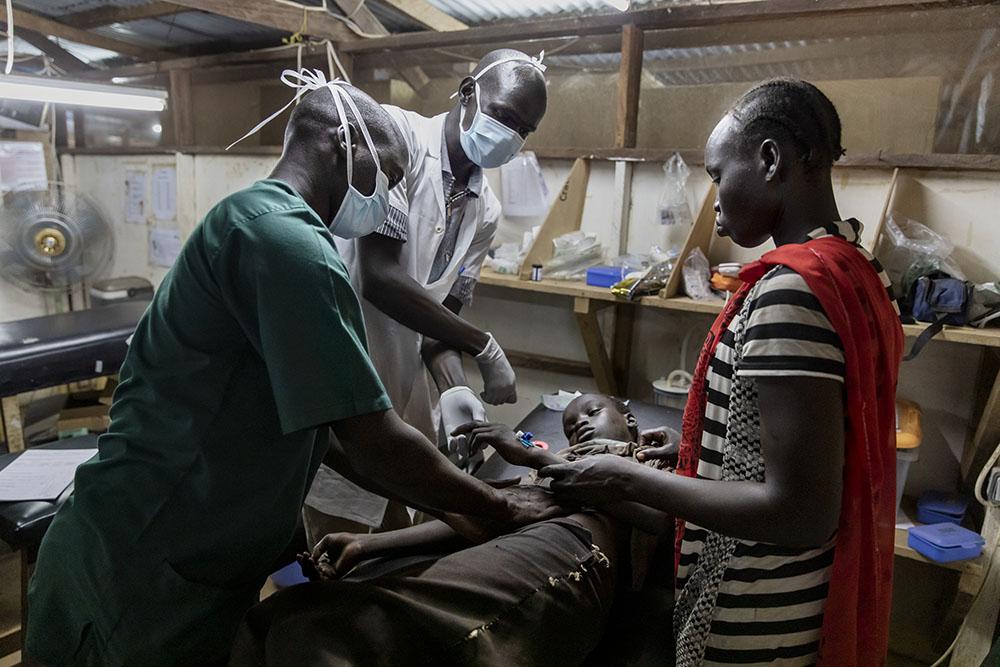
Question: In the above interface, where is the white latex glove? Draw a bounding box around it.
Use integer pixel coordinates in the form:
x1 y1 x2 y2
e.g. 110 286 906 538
474 332 518 405
439 386 487 470
440 386 487 438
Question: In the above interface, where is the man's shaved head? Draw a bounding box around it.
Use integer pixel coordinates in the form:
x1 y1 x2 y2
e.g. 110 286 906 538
457 48 547 139
275 83 406 226
284 84 405 188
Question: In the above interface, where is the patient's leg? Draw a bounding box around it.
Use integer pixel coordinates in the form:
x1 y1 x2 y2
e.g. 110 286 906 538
230 517 618 667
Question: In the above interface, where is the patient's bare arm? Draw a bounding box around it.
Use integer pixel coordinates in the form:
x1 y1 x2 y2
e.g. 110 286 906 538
304 521 469 580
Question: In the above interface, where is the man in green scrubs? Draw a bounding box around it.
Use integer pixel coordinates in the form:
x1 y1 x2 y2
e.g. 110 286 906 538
25 84 559 666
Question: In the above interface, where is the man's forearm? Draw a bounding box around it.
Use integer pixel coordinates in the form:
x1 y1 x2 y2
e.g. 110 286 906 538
421 340 468 392
333 412 510 523
365 271 488 355
599 500 672 536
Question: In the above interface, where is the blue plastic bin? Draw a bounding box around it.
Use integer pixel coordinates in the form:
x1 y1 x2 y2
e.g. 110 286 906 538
908 523 985 563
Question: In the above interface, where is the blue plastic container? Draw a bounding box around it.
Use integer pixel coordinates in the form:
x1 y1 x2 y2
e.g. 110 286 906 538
908 523 985 563
586 265 627 288
916 490 968 525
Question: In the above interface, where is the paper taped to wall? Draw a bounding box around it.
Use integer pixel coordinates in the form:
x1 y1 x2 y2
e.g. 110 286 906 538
126 169 147 224
0 141 47 192
152 166 177 221
149 227 182 268
0 448 97 501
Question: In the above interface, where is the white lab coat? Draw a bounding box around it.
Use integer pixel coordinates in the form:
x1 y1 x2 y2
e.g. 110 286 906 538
306 106 501 526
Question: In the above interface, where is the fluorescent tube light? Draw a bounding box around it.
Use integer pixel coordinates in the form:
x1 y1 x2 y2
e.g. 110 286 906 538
604 0 630 10
0 74 167 111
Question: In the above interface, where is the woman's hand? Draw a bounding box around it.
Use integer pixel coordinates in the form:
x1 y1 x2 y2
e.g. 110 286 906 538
302 532 369 581
538 454 638 506
451 421 551 469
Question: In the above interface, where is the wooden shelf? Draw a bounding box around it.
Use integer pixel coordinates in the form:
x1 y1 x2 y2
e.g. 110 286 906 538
480 271 1000 348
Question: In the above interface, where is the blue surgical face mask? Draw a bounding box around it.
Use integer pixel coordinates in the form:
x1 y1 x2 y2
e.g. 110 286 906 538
459 82 526 169
451 53 547 169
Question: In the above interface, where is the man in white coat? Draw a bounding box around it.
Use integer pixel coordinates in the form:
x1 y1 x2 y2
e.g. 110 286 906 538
304 49 548 542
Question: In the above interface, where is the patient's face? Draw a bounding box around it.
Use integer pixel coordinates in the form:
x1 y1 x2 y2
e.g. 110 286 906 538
562 395 637 446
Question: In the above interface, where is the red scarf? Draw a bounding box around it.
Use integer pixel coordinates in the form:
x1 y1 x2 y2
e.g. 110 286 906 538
674 236 903 666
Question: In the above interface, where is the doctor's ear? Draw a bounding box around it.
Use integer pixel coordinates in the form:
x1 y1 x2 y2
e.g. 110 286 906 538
458 77 476 104
336 124 358 155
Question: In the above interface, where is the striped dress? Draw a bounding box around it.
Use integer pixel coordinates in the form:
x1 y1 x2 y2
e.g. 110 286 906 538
675 220 896 666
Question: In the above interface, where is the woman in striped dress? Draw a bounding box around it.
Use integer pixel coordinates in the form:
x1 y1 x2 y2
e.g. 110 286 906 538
541 78 903 666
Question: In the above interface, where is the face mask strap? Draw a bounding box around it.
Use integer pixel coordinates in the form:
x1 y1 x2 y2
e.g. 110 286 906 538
327 84 354 186
449 51 547 101
336 86 381 173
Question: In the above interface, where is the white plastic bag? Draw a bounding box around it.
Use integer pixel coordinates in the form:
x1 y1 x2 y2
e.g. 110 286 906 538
656 153 693 256
682 247 719 301
878 215 965 299
546 231 604 280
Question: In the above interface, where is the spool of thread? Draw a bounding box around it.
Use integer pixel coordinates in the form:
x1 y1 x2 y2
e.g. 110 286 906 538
531 264 543 281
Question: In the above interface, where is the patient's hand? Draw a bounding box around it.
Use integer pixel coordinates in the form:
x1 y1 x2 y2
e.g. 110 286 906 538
302 533 368 581
451 421 556 469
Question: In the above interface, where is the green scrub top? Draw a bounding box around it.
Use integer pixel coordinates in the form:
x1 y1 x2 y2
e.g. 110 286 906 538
26 180 391 666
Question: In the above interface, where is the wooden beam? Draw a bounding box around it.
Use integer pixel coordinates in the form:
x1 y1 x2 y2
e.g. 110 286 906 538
17 29 92 73
615 23 643 149
376 0 467 31
339 0 996 54
163 0 356 42
169 69 195 146
330 1 429 92
574 297 619 396
67 2 186 29
0 6 172 60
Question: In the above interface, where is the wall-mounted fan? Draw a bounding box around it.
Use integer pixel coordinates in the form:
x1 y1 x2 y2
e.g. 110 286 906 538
0 184 114 293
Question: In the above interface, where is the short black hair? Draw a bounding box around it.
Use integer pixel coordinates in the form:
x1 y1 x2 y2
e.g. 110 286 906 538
729 78 844 173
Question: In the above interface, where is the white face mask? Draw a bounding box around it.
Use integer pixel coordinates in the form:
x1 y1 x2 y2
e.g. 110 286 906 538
451 53 547 169
227 69 389 239
459 83 526 169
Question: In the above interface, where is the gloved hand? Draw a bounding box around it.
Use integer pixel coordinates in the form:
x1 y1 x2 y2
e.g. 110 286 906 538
474 333 517 405
440 386 487 441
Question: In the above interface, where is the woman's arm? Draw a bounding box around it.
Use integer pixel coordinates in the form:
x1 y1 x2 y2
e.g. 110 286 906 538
541 376 845 548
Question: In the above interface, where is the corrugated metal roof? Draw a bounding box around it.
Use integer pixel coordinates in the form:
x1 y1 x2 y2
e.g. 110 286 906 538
425 0 663 25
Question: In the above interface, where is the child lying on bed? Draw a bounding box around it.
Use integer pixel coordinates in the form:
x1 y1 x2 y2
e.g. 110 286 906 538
229 394 678 666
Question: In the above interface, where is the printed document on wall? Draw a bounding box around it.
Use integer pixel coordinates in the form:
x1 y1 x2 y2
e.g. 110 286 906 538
501 151 550 217
0 141 48 192
149 227 182 268
152 166 177 221
125 169 147 223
